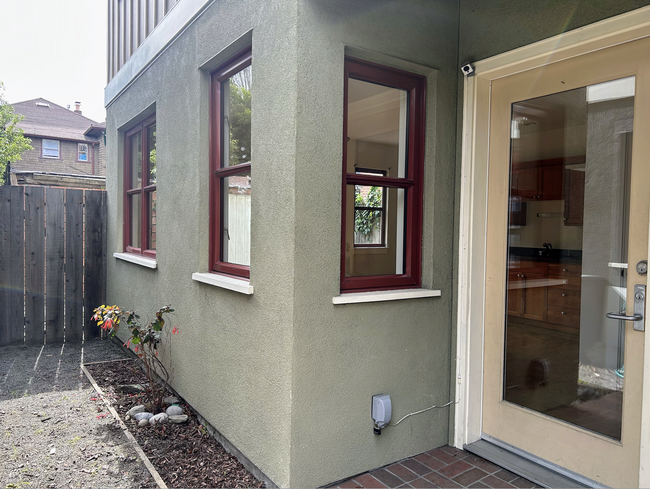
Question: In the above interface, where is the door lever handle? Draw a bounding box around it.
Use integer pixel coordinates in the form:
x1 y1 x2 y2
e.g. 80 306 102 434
606 284 646 332
606 312 643 321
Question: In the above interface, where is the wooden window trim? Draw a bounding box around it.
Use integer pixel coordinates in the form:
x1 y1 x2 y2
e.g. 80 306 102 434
209 47 252 280
123 114 156 258
341 57 426 293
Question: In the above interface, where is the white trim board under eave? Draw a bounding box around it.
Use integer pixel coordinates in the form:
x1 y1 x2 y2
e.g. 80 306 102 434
454 2 650 460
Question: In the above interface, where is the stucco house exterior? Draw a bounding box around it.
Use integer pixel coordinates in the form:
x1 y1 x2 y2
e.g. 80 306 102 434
9 98 106 188
104 1 650 487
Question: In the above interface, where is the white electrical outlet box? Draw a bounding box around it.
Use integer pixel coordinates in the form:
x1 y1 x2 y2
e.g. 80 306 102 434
372 394 392 428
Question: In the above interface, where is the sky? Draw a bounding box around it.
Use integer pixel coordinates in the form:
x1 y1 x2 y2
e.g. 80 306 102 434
0 0 108 123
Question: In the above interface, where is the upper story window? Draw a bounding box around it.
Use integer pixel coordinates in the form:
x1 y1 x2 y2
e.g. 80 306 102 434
42 139 60 158
341 57 426 293
210 48 252 279
78 143 89 161
124 115 157 257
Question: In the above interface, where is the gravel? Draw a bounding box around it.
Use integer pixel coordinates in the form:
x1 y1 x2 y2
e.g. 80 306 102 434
0 339 154 489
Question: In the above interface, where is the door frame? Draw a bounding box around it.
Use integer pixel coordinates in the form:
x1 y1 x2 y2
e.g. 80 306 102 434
454 5 650 486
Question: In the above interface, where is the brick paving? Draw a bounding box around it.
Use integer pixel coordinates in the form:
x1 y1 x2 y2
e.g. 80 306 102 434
330 446 541 489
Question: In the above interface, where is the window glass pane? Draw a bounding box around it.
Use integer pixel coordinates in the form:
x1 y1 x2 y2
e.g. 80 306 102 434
222 173 251 266
345 184 406 276
346 79 408 178
130 193 141 249
130 132 142 189
43 139 60 158
504 78 635 440
222 64 251 167
148 124 157 185
148 191 156 251
78 144 88 161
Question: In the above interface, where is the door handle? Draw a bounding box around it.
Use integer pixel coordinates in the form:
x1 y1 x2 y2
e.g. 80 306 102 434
606 312 643 321
606 284 646 332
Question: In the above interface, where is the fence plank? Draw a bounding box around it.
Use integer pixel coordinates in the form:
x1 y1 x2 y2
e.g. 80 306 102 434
8 187 25 345
0 188 10 346
24 187 45 345
65 189 84 342
84 190 106 339
46 188 65 344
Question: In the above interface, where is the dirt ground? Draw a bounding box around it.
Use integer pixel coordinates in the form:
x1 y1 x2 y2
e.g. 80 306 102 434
0 339 155 489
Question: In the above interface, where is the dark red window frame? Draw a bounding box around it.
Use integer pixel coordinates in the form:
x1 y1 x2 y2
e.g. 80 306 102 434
123 114 156 259
341 57 426 293
209 48 252 279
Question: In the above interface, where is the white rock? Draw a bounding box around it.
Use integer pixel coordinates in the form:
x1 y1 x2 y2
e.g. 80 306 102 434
149 413 168 424
126 405 145 417
133 412 153 421
168 415 188 424
138 419 149 427
166 405 183 416
163 396 180 406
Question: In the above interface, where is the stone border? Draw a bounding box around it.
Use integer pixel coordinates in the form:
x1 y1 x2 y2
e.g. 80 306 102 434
80 362 168 489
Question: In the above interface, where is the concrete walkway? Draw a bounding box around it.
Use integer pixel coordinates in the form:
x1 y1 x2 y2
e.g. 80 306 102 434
332 446 541 489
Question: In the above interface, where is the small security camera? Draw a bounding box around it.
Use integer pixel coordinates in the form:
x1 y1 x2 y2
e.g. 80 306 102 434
460 62 475 77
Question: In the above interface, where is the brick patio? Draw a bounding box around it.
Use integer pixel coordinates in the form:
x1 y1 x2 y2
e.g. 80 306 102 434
330 446 541 489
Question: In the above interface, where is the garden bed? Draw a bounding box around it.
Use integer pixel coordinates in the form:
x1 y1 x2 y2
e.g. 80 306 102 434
84 359 264 488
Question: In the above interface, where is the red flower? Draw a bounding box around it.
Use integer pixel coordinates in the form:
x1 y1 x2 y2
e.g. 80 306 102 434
172 326 178 335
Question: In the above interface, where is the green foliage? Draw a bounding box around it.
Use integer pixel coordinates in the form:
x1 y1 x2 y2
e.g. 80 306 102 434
0 82 32 184
228 79 251 166
93 304 177 412
355 186 382 236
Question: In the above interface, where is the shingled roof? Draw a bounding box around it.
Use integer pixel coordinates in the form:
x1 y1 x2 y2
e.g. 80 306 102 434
12 98 105 142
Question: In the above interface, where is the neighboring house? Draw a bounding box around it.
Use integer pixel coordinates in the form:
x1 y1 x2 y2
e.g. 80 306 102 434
104 1 650 487
9 98 106 188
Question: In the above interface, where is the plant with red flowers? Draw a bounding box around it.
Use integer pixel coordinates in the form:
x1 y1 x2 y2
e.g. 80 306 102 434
92 304 177 412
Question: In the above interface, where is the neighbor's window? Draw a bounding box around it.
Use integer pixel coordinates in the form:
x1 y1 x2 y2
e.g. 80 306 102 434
78 143 89 161
341 57 426 292
42 139 60 158
354 169 386 247
210 48 252 279
124 115 157 257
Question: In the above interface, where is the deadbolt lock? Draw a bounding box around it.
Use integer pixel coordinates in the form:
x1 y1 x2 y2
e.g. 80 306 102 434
637 260 648 275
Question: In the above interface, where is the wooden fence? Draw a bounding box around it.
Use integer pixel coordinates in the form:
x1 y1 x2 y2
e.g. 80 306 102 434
0 186 107 346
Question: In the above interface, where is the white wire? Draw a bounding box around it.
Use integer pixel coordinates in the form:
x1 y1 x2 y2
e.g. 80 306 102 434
388 400 458 426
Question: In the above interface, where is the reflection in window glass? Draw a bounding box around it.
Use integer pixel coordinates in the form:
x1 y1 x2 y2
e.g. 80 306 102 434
222 173 251 266
148 123 157 185
148 191 156 251
131 132 142 188
224 65 251 167
130 193 141 249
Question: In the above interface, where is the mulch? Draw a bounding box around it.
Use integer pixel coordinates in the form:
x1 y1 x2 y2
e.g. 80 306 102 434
85 360 264 489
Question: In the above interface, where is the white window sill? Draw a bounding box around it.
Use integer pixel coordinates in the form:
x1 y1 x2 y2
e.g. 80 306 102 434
113 252 157 269
192 272 253 295
333 288 441 305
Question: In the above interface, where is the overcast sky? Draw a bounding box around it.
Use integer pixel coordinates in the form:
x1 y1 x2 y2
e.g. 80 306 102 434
0 0 107 123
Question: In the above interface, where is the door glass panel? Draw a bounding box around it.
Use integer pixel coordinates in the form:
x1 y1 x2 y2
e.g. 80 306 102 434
504 77 635 440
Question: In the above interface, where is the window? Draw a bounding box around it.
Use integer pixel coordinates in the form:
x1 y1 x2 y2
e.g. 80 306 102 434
354 169 387 247
341 57 426 292
78 143 89 161
42 139 60 158
210 48 252 279
124 115 156 257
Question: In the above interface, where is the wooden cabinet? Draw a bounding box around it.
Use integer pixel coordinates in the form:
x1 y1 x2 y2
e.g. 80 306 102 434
508 260 581 328
510 158 571 201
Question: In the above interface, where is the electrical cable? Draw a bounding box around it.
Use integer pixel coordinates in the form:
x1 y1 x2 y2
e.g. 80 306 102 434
388 399 458 427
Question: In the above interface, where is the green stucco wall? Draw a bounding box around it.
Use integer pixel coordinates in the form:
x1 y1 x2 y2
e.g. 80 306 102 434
459 0 650 63
105 1 299 486
289 1 459 486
